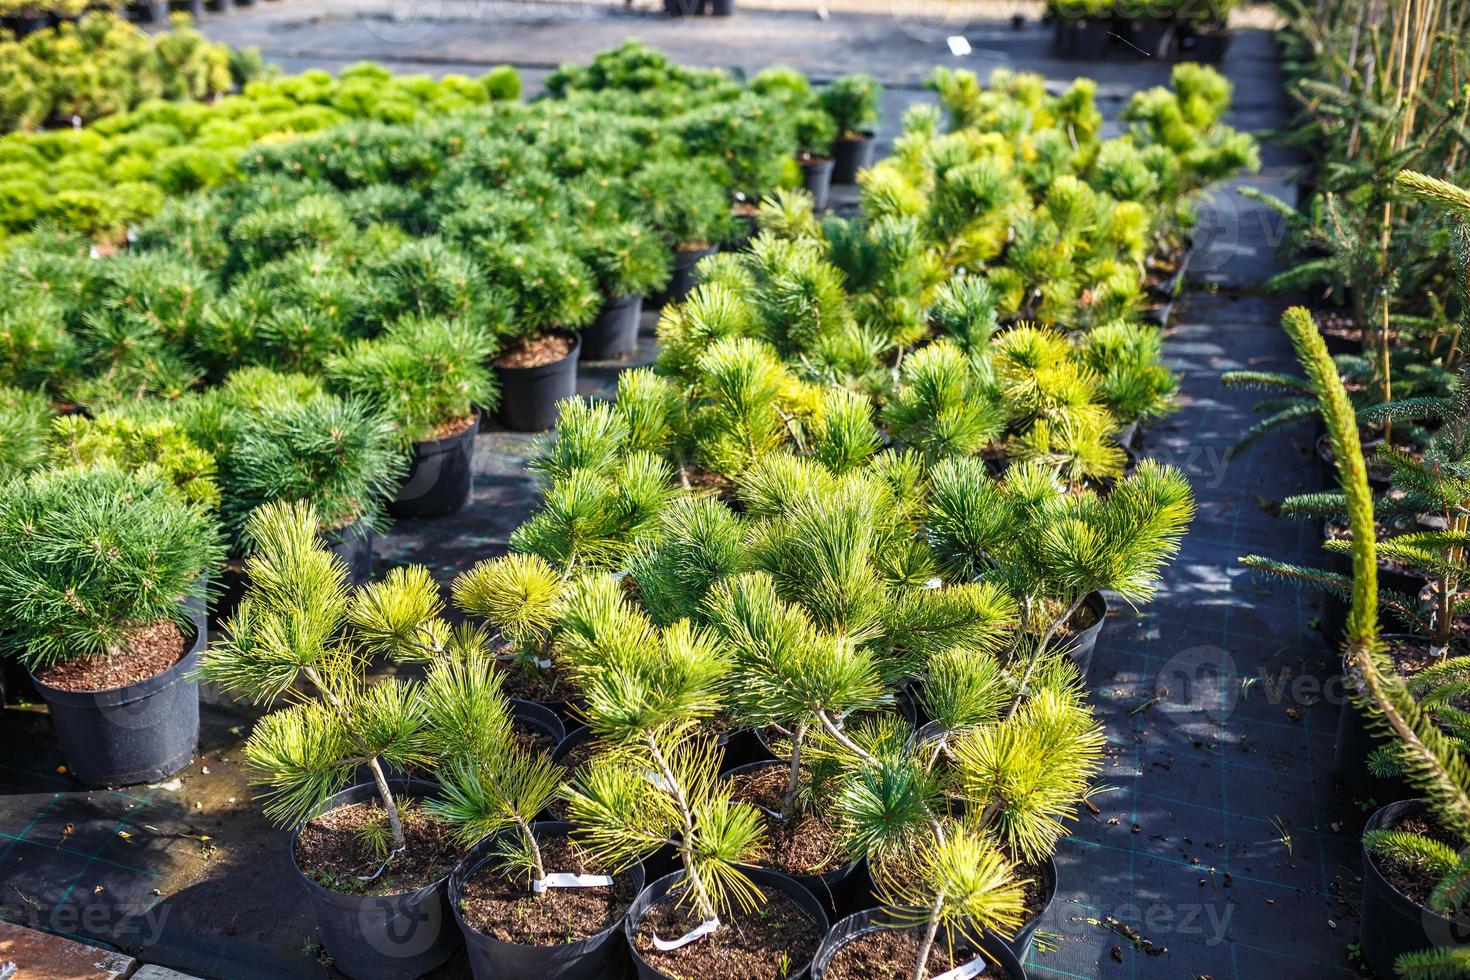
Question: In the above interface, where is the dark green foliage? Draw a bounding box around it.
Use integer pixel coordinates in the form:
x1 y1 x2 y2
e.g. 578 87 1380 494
626 159 736 249
0 384 51 481
820 74 882 139
0 466 221 669
576 220 672 298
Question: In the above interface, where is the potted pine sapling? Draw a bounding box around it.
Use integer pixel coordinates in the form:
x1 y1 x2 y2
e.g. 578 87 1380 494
559 579 830 978
751 69 837 211
424 656 648 980
926 457 1194 684
194 501 466 980
705 571 888 911
482 236 601 432
0 466 221 786
208 370 407 601
0 385 52 482
820 74 883 185
1267 293 1470 979
628 160 736 308
326 316 499 519
575 220 671 361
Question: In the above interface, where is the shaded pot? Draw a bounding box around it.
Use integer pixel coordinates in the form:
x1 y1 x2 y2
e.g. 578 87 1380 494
293 778 460 980
831 134 876 184
1360 800 1470 979
1129 17 1175 58
800 156 835 211
450 820 645 980
390 414 480 520
1073 18 1114 59
652 245 718 308
1006 855 1056 960
581 295 643 361
3 12 50 34
1067 591 1108 683
626 868 828 980
811 908 1027 979
1333 638 1430 804
494 331 581 433
721 759 866 917
1179 26 1232 63
173 0 205 16
30 602 205 787
510 697 568 753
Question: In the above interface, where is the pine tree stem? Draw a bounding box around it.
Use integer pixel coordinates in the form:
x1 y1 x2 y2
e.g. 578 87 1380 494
366 756 406 852
782 722 807 819
514 811 546 887
1005 593 1087 721
910 893 946 980
816 710 878 766
648 734 718 925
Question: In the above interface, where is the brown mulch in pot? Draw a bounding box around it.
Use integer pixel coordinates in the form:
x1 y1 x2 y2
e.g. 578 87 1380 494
426 414 478 440
633 888 822 980
824 926 994 980
35 619 188 693
295 800 460 897
725 764 847 877
458 834 636 945
494 333 575 369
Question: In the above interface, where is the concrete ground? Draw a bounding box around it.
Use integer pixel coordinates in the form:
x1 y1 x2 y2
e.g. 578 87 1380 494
0 7 1352 979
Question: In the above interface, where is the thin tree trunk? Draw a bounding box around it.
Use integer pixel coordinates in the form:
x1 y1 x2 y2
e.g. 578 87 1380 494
782 722 807 818
366 757 406 851
909 893 947 980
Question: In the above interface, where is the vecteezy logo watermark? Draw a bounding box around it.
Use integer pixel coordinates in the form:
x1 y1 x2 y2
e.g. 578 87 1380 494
1154 645 1240 716
359 0 444 44
357 891 451 961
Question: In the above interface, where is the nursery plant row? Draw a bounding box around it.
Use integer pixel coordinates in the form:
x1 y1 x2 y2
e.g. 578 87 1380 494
1219 2 1470 977
0 40 1262 980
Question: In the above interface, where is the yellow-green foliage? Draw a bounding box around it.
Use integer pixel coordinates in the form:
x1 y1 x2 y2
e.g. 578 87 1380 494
0 58 519 239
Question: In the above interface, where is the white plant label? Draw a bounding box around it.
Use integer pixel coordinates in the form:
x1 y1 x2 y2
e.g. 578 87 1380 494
643 769 674 793
532 872 615 894
535 657 553 669
947 35 972 56
932 956 987 980
651 917 720 951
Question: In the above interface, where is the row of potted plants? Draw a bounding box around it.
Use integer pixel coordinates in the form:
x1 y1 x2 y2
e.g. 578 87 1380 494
1046 0 1238 63
0 12 255 133
0 58 522 241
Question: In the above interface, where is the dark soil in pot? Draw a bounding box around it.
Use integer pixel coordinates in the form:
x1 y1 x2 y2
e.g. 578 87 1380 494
494 331 581 432
452 822 644 980
831 135 876 185
510 697 567 756
389 413 480 520
652 244 718 308
724 761 862 915
628 869 827 980
30 613 205 787
581 295 644 361
293 778 462 979
495 660 579 714
800 156 835 211
1360 800 1470 979
812 908 1026 980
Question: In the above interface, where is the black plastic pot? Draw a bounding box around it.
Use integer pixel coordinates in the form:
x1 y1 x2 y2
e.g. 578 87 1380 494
652 245 717 308
1073 18 1114 59
1068 591 1108 683
626 869 828 980
1333 638 1431 803
450 821 645 980
293 778 460 980
581 295 643 361
2 13 49 35
800 157 835 211
721 760 866 916
174 0 205 16
30 604 206 787
811 908 1027 979
1179 26 1232 63
206 0 231 11
389 414 480 520
709 0 733 15
1006 856 1056 961
831 135 876 185
494 331 581 433
1129 18 1175 58
1360 800 1470 979
510 698 567 752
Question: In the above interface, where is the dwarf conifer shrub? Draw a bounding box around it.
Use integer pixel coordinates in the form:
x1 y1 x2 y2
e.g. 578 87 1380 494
576 220 671 299
326 317 498 448
820 74 883 140
48 411 219 510
0 384 50 481
0 466 221 670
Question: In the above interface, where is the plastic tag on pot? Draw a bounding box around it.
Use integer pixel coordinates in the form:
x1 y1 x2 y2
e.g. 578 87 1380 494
947 35 972 55
651 917 720 951
535 657 553 669
532 872 615 893
932 956 987 980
